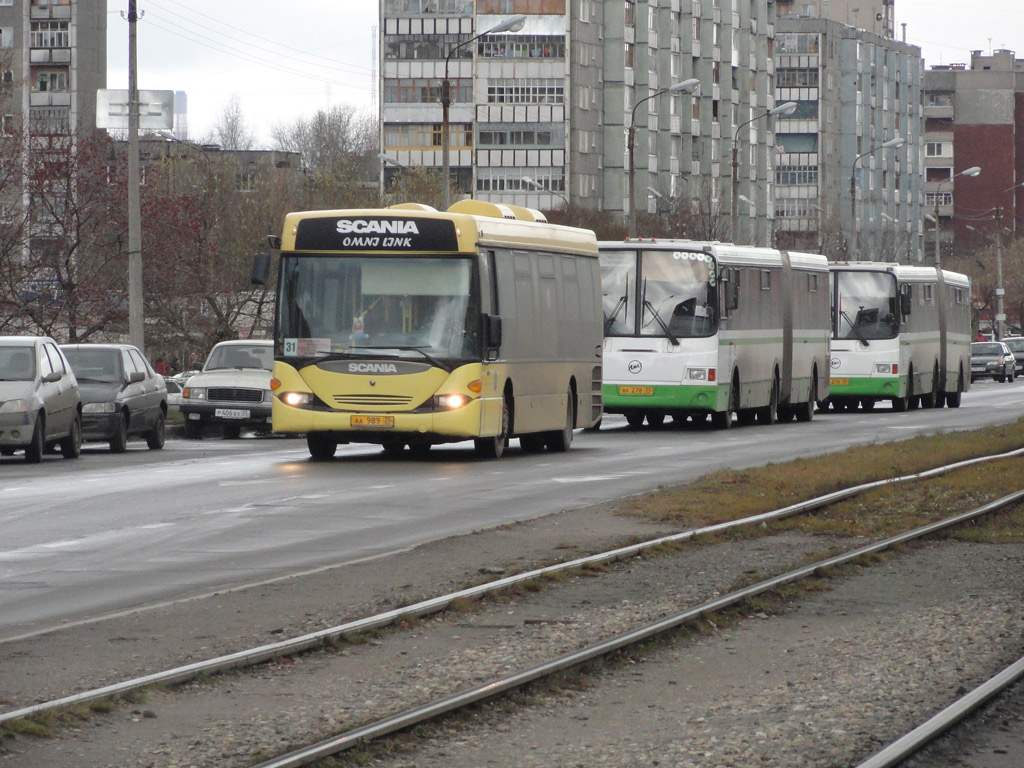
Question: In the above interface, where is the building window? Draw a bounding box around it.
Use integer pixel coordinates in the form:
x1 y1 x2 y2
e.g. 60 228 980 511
775 165 819 185
478 35 565 59
925 142 946 157
30 21 70 49
383 77 471 104
486 79 564 105
478 125 562 148
776 68 819 87
36 71 68 92
0 27 12 49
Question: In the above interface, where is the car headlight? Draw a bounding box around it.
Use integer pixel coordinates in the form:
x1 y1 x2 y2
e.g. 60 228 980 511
184 387 206 400
0 398 28 414
82 402 117 414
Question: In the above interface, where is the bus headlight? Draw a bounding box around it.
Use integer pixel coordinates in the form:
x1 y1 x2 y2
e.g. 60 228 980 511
687 368 715 381
435 393 470 410
874 363 895 374
280 391 313 408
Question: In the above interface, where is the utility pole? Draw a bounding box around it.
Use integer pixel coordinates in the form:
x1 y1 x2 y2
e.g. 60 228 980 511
127 0 144 350
995 206 1006 340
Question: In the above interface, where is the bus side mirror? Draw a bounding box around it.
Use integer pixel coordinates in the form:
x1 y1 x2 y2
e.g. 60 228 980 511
900 293 912 316
251 253 271 285
482 314 502 349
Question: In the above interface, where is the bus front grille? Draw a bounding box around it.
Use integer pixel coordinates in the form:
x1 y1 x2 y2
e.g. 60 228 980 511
333 394 413 407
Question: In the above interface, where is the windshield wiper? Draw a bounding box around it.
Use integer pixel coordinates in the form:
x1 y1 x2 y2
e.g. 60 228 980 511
641 278 679 346
840 309 870 347
603 275 630 334
349 345 452 372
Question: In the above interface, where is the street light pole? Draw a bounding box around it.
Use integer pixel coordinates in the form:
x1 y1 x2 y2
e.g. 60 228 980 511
627 78 700 237
522 175 569 208
440 14 526 210
849 136 905 260
933 165 981 267
731 101 796 244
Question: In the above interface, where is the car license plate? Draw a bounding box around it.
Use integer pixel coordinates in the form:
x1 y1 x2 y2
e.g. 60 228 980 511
618 385 654 396
351 414 394 428
216 408 250 419
830 378 849 386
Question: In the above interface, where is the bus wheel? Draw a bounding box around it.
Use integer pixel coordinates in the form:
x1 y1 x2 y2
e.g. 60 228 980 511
921 366 940 408
382 441 405 457
945 371 964 408
757 376 779 425
475 397 509 459
546 391 575 453
307 432 338 460
712 377 738 429
795 378 816 423
625 411 644 427
519 433 546 453
860 398 876 412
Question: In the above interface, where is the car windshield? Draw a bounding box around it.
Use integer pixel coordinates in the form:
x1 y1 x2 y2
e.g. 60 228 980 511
972 343 1003 356
0 345 36 381
62 348 123 383
205 344 273 371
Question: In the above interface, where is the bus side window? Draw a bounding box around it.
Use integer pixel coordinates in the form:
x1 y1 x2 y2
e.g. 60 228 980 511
900 285 912 318
721 267 739 313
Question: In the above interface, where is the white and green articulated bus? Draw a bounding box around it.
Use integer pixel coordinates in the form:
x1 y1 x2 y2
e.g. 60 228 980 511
599 240 831 429
827 262 972 411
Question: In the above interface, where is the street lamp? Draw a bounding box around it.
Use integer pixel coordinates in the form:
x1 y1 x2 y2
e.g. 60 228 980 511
738 194 774 247
440 14 526 210
627 78 700 237
932 165 981 267
731 101 796 244
522 175 569 208
849 136 905 259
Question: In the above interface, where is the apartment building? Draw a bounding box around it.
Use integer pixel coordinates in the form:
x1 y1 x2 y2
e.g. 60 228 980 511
773 15 923 260
923 50 1023 263
0 0 105 137
378 0 779 243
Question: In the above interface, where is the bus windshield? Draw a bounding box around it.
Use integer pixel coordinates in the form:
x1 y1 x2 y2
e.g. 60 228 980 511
278 255 479 363
601 248 718 338
833 270 899 341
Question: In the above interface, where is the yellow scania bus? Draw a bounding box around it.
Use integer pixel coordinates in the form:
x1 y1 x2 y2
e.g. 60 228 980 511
260 200 603 460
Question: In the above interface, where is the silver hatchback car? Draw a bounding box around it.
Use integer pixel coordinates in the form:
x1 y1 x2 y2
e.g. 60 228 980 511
0 336 82 462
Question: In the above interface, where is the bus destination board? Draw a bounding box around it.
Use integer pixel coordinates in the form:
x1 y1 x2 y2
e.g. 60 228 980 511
295 216 460 252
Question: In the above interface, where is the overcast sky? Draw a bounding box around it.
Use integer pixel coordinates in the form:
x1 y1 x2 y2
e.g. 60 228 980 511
106 0 1024 147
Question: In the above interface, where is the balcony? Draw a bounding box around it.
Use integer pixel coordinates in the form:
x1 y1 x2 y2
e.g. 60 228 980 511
30 48 71 64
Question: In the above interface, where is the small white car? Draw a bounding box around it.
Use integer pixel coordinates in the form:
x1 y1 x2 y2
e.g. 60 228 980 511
180 339 274 439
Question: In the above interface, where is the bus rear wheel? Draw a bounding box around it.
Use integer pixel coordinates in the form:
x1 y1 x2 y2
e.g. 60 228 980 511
545 390 575 453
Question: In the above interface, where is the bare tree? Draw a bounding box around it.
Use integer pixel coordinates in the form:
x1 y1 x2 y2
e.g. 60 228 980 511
206 95 256 151
0 128 130 341
271 104 377 187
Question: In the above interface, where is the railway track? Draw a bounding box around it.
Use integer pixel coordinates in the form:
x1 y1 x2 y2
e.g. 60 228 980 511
2 449 1023 767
